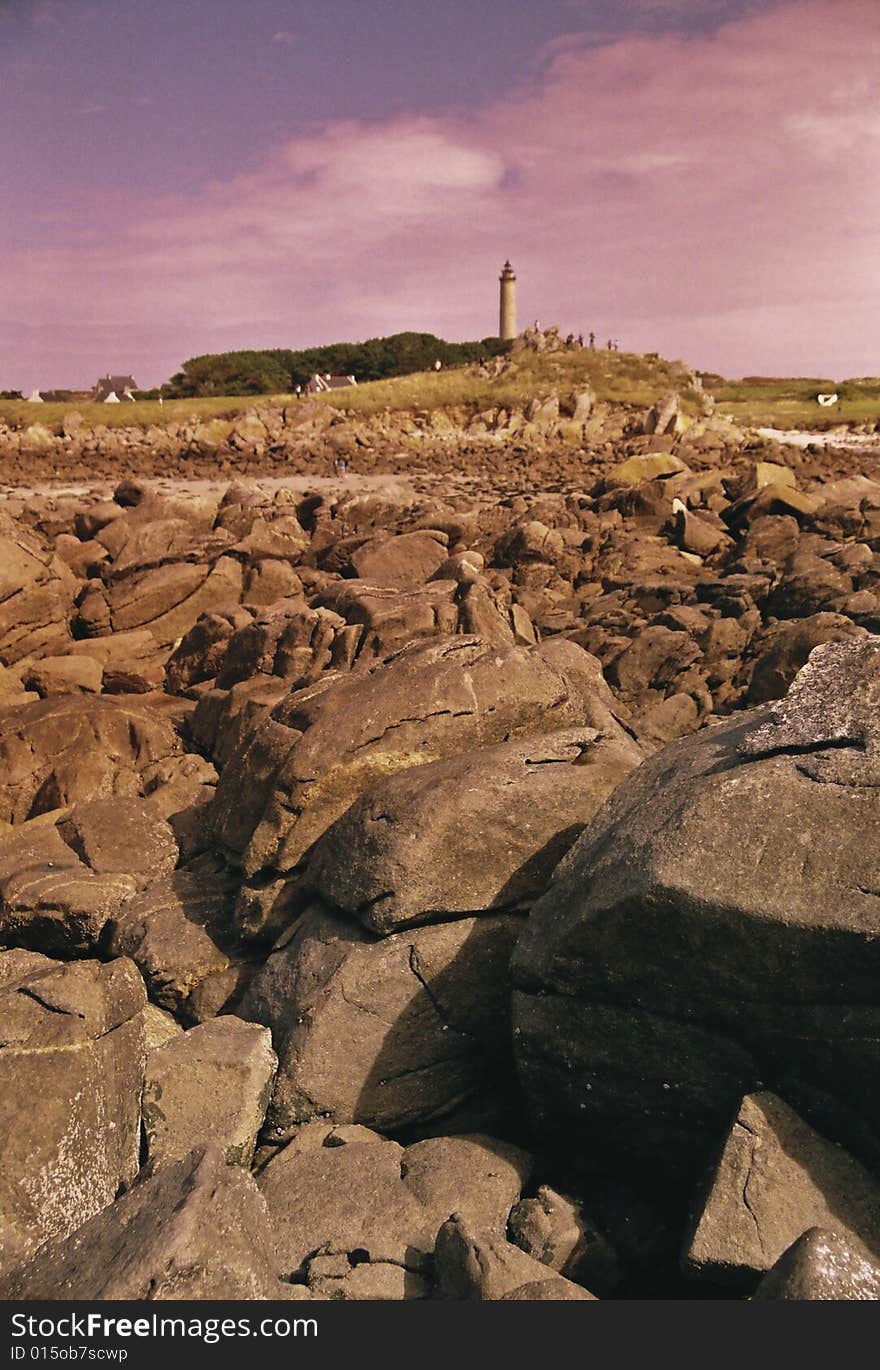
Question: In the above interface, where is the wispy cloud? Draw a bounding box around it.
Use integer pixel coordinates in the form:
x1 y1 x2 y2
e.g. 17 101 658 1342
2 0 879 386
271 29 295 45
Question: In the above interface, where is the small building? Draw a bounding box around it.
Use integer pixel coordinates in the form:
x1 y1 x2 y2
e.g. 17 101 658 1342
305 372 357 395
91 374 137 403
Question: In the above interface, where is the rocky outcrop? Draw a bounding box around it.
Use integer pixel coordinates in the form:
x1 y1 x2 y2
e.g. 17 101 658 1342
513 638 880 1189
209 635 629 880
241 903 524 1139
0 1145 286 1300
2 391 880 1302
683 1092 880 1290
0 953 146 1276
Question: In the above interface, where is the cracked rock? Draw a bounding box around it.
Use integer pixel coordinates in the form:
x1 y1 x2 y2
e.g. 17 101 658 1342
143 1016 277 1168
209 634 630 880
0 1144 285 1299
0 951 146 1276
305 727 642 935
512 638 880 1187
683 1092 880 1291
240 902 525 1139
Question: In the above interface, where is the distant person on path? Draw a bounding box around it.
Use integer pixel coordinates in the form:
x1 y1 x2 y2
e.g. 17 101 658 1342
606 339 613 350
577 333 584 347
589 332 595 349
333 455 349 478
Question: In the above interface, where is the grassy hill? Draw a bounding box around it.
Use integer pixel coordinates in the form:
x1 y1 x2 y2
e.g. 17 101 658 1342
0 348 701 433
3 350 879 434
314 347 702 417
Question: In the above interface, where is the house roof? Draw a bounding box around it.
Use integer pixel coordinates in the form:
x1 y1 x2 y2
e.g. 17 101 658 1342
91 374 137 401
305 373 357 392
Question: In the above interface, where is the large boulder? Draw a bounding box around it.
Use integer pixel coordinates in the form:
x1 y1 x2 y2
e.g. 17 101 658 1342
306 728 642 935
0 694 188 824
512 638 880 1188
754 1228 880 1301
0 799 177 955
0 952 146 1276
349 530 449 587
240 903 524 1139
209 635 630 879
0 1145 286 1300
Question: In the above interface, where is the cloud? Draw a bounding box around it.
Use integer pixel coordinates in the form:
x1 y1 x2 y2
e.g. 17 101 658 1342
3 0 879 386
77 100 107 115
271 29 295 44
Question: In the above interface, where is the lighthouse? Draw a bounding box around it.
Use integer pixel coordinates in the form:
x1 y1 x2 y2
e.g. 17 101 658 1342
499 260 517 340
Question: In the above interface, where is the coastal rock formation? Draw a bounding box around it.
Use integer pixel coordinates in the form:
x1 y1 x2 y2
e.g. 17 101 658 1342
1 392 880 1301
0 1145 286 1300
208 635 626 879
0 953 146 1276
512 638 880 1190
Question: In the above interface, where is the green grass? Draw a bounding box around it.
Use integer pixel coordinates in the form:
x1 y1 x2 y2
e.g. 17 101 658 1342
0 394 298 432
0 350 701 433
10 353 876 437
707 376 880 430
316 348 703 417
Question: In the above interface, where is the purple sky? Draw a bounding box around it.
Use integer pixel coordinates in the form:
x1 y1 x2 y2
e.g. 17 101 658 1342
2 0 878 389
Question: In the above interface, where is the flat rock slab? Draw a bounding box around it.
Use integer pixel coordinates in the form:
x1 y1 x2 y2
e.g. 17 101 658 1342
0 1145 284 1300
0 952 146 1276
143 1016 277 1167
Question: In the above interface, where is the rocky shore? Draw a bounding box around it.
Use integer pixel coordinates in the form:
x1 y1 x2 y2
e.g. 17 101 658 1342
1 389 880 1300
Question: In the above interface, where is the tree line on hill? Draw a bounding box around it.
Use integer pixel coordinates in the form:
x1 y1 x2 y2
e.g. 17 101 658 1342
162 332 510 398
